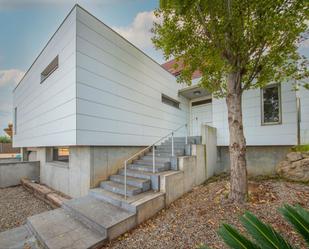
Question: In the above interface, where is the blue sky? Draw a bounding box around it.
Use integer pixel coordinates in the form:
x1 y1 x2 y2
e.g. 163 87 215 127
0 0 163 135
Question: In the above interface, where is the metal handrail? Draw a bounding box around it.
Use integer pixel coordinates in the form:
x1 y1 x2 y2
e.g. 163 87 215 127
123 122 190 199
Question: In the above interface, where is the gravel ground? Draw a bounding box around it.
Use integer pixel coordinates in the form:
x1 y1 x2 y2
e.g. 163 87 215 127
0 186 52 232
102 177 309 249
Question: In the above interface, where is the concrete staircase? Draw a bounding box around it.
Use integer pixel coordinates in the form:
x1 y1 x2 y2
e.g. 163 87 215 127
11 138 189 249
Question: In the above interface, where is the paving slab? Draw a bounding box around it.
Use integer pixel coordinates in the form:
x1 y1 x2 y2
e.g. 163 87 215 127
0 225 40 249
27 209 105 249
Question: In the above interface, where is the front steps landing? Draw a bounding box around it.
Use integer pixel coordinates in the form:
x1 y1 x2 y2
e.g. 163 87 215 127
27 208 105 249
0 226 40 249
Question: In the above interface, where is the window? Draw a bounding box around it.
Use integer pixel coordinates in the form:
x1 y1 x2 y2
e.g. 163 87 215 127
261 84 281 125
41 55 59 83
53 147 69 162
192 98 212 107
14 107 17 134
161 94 180 108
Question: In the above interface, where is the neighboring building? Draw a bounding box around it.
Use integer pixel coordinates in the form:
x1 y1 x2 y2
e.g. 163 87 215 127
13 5 309 197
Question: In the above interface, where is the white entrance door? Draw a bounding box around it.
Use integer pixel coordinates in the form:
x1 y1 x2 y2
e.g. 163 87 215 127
191 102 213 136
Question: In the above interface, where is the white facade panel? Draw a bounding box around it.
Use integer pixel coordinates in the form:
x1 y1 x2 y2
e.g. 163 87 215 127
13 8 77 147
75 7 189 146
213 82 297 146
300 85 309 144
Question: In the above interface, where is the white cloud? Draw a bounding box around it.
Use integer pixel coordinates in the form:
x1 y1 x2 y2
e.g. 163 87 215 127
113 11 160 50
0 69 24 87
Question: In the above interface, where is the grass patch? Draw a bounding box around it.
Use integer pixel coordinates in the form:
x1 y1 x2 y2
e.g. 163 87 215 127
291 144 309 152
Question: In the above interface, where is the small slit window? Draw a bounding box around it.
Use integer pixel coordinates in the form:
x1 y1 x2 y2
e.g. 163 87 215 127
41 55 59 83
14 107 17 135
161 94 180 109
261 84 281 125
192 99 212 107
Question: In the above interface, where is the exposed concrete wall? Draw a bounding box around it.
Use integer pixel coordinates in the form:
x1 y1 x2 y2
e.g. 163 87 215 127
217 146 292 176
160 146 207 206
201 125 218 179
90 146 143 188
0 158 21 163
35 146 143 198
36 147 70 196
0 161 40 188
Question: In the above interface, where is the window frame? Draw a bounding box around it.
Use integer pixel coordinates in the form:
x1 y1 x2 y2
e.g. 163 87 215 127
261 83 282 126
14 107 17 135
40 55 59 83
161 94 180 109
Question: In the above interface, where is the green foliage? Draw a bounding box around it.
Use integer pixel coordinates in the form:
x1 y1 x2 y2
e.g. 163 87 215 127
280 204 309 246
199 205 309 249
241 211 293 249
0 136 11 143
218 223 260 249
153 0 309 96
291 144 309 152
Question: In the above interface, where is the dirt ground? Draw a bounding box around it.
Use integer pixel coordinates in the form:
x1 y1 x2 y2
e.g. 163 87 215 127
0 186 52 232
103 176 309 249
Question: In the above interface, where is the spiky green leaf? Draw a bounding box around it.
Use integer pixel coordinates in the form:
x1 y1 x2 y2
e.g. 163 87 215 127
280 205 309 246
218 223 261 249
241 211 294 249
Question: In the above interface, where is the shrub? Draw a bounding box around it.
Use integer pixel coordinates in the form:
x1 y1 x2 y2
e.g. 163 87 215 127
199 205 309 249
291 145 309 152
0 136 11 143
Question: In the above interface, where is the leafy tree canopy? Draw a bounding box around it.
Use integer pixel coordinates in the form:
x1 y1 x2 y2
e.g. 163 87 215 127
153 0 309 96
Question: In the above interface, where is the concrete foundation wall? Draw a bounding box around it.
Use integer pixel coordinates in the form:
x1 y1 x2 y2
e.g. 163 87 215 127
160 145 207 206
217 146 292 176
201 125 217 179
35 146 143 198
0 161 40 188
90 146 143 188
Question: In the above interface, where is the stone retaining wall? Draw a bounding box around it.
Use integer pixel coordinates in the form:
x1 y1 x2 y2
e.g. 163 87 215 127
0 161 40 188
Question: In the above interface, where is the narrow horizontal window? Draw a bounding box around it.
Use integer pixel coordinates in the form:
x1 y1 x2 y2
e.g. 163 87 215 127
41 55 59 83
14 107 17 135
161 94 180 109
192 98 212 107
53 147 69 162
261 84 281 125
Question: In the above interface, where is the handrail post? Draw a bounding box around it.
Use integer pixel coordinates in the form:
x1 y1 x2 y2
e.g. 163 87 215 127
171 132 174 157
124 161 127 200
152 145 155 173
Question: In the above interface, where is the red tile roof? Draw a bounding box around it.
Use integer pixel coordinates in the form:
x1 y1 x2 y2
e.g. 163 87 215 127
161 59 202 79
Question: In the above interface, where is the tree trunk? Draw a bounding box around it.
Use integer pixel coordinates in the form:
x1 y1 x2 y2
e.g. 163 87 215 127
226 71 248 203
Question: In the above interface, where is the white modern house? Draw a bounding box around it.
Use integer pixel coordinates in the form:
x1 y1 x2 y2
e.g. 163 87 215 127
13 5 309 198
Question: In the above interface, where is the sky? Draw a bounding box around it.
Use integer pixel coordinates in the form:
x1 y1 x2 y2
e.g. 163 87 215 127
0 0 164 135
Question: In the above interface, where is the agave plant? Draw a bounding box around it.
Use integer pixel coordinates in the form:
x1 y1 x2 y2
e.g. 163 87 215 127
199 205 309 249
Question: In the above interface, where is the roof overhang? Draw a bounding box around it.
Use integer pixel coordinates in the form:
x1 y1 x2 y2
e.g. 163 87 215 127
178 85 211 100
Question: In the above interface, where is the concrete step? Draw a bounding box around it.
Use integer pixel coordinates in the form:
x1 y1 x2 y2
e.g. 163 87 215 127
0 226 40 249
118 168 154 180
27 208 105 249
118 169 160 190
89 188 161 213
110 175 151 191
145 151 183 157
133 159 170 167
141 155 171 162
101 180 142 196
155 147 184 152
62 196 136 240
128 163 170 173
89 188 134 212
